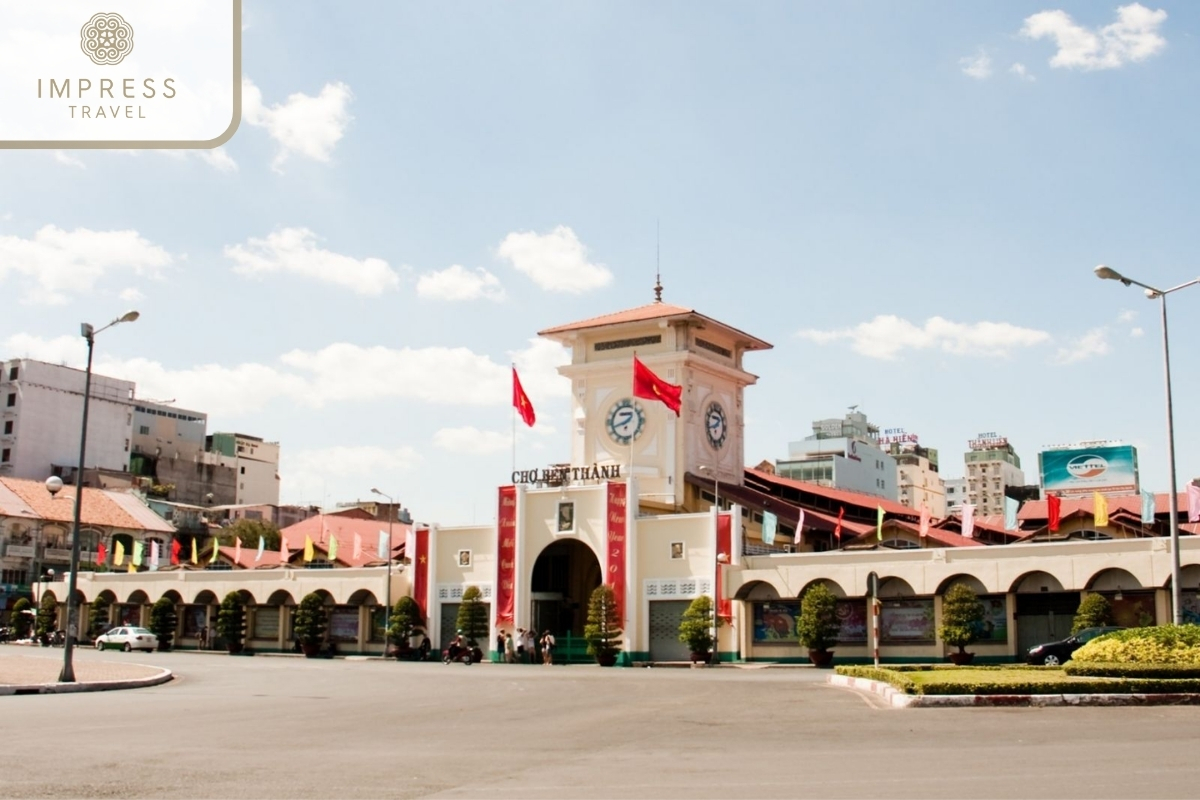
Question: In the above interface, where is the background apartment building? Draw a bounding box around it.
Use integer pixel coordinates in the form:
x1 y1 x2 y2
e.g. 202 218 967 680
776 410 898 501
964 432 1025 517
887 440 946 518
207 433 281 506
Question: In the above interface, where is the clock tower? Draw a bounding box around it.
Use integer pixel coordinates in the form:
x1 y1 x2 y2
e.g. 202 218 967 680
538 294 771 510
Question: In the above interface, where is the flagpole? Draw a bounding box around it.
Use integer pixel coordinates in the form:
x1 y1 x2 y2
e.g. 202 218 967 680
511 362 517 476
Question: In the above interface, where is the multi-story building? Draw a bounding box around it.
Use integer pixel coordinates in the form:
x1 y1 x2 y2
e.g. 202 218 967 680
944 478 968 514
129 400 240 506
0 360 134 481
889 443 946 518
207 433 281 506
776 410 898 501
964 432 1025 517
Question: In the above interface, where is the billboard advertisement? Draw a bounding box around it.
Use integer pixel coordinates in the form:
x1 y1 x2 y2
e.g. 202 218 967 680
1039 445 1139 497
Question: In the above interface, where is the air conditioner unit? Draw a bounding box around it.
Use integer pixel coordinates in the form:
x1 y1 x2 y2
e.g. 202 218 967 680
783 544 793 553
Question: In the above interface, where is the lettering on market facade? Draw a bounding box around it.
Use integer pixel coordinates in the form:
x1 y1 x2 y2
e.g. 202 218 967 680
511 464 621 486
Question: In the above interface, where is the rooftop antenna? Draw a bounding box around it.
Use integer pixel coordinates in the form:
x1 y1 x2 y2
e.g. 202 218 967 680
653 219 663 303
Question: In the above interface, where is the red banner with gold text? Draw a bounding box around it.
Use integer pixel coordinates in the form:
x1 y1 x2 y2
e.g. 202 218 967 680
716 512 732 621
496 485 517 625
413 527 430 621
606 482 628 621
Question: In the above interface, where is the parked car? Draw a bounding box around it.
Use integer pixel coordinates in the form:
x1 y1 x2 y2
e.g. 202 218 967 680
95 626 158 652
1025 626 1124 666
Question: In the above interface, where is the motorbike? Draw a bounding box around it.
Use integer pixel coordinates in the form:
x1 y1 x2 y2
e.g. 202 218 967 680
441 643 483 665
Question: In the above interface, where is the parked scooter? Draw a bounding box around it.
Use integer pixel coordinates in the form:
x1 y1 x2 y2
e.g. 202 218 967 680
441 642 482 665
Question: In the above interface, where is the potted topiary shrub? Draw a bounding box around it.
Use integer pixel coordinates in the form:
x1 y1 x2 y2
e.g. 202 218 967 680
796 583 840 667
387 595 423 659
455 586 489 651
939 583 985 665
678 595 718 664
217 591 246 655
293 592 328 658
1072 593 1113 634
10 598 32 641
88 596 112 641
149 597 178 652
35 593 58 646
584 584 623 667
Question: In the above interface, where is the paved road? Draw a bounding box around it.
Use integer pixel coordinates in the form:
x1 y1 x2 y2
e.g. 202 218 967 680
3 648 1200 799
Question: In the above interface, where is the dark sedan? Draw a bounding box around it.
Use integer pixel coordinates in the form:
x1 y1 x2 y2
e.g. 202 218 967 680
1025 626 1124 666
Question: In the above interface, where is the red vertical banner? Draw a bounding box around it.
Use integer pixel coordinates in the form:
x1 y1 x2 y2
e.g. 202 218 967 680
606 482 628 621
413 527 430 620
495 485 517 625
716 512 732 622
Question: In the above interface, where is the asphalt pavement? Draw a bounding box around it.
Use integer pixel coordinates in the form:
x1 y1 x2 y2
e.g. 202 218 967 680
2 647 1199 799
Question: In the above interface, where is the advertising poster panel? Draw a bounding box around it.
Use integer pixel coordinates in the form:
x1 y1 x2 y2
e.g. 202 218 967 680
1040 445 1139 497
974 595 1008 643
751 599 867 644
880 599 935 643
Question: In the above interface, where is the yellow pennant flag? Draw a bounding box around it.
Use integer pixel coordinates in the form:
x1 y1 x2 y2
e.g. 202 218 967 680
191 538 198 565
114 540 125 566
304 535 314 563
210 537 220 563
127 563 136 573
328 534 339 562
1093 492 1109 527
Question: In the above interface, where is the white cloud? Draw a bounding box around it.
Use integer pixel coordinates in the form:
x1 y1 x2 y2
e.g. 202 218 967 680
1131 327 1145 338
282 445 420 505
53 151 85 169
496 226 613 294
119 287 145 302
1009 63 1036 81
433 426 512 455
796 315 1051 360
198 148 238 173
416 264 506 302
0 225 172 305
1021 4 1167 70
242 77 353 171
1054 327 1110 363
3 333 85 365
960 51 993 79
225 227 399 296
1117 309 1137 323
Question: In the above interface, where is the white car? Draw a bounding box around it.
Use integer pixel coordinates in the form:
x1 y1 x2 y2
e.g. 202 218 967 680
95 626 158 652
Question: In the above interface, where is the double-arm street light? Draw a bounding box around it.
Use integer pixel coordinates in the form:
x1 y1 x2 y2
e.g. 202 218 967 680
370 488 396 643
1095 265 1200 625
60 310 139 683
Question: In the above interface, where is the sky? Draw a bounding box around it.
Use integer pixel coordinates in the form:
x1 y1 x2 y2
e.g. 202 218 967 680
2 2 1198 525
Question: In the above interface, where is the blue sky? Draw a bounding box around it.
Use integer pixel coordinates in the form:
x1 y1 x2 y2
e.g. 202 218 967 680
2 2 1197 523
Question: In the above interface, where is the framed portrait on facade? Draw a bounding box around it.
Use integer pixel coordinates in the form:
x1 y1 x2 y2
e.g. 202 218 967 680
556 501 575 533
670 542 684 560
457 549 472 567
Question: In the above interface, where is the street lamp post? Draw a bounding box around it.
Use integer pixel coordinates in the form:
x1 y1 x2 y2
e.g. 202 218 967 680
59 310 139 683
1095 265 1200 625
698 465 722 666
371 488 396 647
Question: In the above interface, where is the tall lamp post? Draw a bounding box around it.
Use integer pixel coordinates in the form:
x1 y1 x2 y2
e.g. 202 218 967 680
371 488 396 645
59 310 139 683
1095 265 1199 625
698 464 722 666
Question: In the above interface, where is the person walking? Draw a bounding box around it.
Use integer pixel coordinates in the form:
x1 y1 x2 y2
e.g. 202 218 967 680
523 628 536 664
515 628 526 662
495 629 506 663
541 629 555 666
504 630 516 664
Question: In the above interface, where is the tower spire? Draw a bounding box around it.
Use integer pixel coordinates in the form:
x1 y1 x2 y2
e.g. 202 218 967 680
654 219 663 303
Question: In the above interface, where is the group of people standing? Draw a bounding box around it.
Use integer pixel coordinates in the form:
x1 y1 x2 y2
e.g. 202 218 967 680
496 627 556 665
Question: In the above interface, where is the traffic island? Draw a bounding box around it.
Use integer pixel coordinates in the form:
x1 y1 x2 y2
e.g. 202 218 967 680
0 653 173 696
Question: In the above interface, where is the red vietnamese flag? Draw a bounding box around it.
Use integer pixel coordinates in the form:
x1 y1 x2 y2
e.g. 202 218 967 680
834 506 845 540
1047 494 1062 532
512 367 535 427
170 539 181 565
97 541 107 566
632 356 682 416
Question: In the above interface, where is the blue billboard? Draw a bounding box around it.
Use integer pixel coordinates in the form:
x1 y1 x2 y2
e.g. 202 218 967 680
1039 445 1139 497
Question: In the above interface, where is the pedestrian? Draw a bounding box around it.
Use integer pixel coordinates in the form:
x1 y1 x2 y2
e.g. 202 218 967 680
504 630 516 664
496 629 506 662
515 627 526 662
525 628 537 663
197 625 208 651
541 629 555 666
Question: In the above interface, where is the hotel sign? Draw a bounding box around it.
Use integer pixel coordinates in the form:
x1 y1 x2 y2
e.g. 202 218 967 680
969 432 1009 450
878 428 919 446
511 464 621 486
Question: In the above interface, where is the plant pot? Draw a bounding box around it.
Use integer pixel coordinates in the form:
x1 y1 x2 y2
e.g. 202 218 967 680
947 651 975 666
690 651 712 664
596 652 618 667
301 642 321 658
157 641 171 652
808 649 835 667
227 642 244 655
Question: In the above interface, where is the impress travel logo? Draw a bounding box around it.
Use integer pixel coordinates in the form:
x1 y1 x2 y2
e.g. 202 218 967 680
0 1 241 148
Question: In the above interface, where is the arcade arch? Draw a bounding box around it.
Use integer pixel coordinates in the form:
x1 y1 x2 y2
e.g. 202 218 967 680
529 539 601 638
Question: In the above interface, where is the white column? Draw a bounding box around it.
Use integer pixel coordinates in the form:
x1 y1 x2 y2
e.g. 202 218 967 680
427 524 439 647
624 475 638 658
514 484 526 631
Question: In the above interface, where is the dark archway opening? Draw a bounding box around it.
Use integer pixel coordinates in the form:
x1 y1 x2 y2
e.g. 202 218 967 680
530 539 601 637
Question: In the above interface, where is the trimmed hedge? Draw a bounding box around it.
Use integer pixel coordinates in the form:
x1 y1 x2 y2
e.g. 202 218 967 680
881 664 1059 673
835 666 916 693
835 665 1200 696
1064 662 1200 679
1073 624 1200 665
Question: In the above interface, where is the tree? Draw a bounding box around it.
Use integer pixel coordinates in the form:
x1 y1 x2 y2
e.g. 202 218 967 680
796 583 840 653
88 596 112 638
35 593 58 641
584 584 623 664
678 595 718 656
1073 593 1113 635
455 586 488 646
216 591 246 652
293 592 328 649
387 595 423 648
219 518 282 551
149 597 178 651
10 597 32 639
938 584 985 654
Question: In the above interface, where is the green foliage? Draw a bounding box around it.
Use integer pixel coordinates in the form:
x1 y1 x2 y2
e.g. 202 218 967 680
10 597 32 639
293 592 328 647
835 665 1200 696
387 595 423 645
834 665 917 694
1065 662 1200 678
455 586 489 646
35 593 58 638
1072 624 1200 664
1072 593 1114 634
219 518 282 551
88 596 112 638
938 584 985 653
149 597 178 650
584 584 623 661
677 595 717 654
216 592 246 649
796 583 840 652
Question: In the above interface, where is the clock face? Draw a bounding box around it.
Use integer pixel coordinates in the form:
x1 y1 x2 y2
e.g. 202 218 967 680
605 398 646 446
705 401 728 450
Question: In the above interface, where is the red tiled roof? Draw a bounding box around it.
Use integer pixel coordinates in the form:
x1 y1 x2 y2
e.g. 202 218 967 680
1018 493 1188 521
538 302 772 350
0 477 174 533
280 514 410 568
744 467 918 518
844 519 983 548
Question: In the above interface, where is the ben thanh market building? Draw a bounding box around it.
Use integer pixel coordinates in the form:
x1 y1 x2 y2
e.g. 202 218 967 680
23 295 1200 663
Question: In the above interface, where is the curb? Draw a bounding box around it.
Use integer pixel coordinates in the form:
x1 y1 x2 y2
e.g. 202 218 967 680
827 674 1200 707
0 666 173 696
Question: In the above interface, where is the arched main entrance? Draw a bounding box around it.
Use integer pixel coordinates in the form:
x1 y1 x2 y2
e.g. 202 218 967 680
529 539 601 639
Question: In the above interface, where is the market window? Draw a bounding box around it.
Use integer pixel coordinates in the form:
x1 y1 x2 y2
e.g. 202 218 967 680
1 448 9 462
7 367 16 380
5 394 14 407
3 421 11 434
